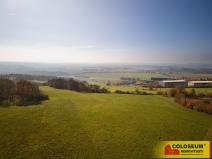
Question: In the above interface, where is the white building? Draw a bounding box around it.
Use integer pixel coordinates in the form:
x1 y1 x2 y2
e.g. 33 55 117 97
188 81 212 87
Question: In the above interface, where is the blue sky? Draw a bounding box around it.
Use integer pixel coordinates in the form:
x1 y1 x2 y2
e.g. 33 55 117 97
0 0 212 64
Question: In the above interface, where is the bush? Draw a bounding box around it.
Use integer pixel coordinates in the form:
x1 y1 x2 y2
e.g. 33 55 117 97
115 89 152 95
175 94 186 106
186 89 196 98
205 93 212 99
48 78 110 93
184 99 199 109
204 104 212 114
194 101 212 114
169 88 177 97
202 98 210 104
162 91 168 97
157 91 163 95
198 93 206 98
115 90 126 94
193 104 203 112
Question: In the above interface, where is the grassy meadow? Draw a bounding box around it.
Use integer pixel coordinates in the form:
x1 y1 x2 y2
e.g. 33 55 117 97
0 86 212 159
154 87 212 94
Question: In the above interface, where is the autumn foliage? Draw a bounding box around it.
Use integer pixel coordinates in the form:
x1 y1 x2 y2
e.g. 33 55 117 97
170 88 211 114
157 88 212 114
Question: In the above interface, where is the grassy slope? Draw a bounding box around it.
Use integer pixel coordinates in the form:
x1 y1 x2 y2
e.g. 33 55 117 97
0 87 212 159
107 86 156 94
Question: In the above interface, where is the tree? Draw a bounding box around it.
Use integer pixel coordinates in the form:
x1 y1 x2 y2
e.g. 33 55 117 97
16 80 48 105
0 79 15 104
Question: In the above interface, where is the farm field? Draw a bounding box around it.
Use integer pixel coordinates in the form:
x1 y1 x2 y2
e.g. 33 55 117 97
73 72 212 85
0 86 212 159
186 88 212 94
154 87 212 94
73 72 169 84
81 72 169 80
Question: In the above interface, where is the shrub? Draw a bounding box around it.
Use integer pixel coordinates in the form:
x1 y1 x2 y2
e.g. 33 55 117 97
198 93 205 98
202 98 210 104
184 99 199 109
157 91 163 95
115 89 152 95
186 89 196 98
176 88 186 95
162 91 168 97
205 93 212 99
193 101 212 114
115 90 126 94
169 88 177 97
48 78 110 93
175 94 186 106
204 104 212 114
149 87 153 91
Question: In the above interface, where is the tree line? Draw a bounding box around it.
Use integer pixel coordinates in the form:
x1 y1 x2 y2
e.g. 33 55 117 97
0 74 56 82
0 79 48 106
115 88 153 95
47 78 110 93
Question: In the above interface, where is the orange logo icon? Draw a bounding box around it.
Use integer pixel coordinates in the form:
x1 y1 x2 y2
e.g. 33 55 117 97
165 144 180 155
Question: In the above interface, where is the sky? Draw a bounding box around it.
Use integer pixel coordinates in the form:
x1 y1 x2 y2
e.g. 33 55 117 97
0 0 212 64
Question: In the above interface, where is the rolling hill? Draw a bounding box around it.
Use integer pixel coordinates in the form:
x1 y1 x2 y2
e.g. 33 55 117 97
0 86 211 159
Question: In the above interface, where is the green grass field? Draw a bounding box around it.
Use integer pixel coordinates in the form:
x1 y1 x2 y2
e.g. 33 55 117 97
106 85 156 94
0 87 212 159
107 86 212 95
153 87 212 94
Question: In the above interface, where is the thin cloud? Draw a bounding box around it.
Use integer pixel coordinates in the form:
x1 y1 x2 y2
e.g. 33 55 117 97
8 12 16 16
69 45 96 49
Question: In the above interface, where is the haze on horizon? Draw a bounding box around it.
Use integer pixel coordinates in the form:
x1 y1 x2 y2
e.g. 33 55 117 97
0 0 212 64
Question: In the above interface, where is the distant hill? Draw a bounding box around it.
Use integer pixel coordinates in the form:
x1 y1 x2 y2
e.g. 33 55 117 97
0 62 212 76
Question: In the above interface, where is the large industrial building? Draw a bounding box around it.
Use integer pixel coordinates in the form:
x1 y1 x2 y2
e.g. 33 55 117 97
188 81 212 87
159 80 188 88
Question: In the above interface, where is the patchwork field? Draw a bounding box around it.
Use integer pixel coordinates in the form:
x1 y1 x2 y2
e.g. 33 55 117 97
0 87 212 159
73 72 169 84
